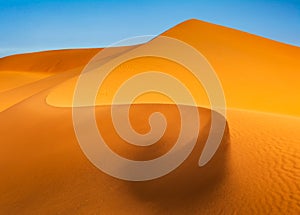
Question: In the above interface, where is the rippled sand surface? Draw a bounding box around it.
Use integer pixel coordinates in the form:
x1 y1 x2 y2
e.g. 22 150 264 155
0 96 299 213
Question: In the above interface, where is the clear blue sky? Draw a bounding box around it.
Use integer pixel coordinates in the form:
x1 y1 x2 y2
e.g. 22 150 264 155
0 0 299 57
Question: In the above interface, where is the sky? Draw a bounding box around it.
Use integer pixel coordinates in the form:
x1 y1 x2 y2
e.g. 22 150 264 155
0 0 299 58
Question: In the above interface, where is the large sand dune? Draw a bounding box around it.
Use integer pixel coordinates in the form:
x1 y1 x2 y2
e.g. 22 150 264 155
0 19 299 214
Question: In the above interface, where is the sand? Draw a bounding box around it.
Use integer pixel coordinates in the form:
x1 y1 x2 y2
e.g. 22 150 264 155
45 20 300 117
0 19 299 214
0 71 53 93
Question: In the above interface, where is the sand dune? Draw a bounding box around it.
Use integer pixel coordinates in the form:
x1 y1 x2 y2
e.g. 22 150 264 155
0 19 299 214
0 46 138 112
0 95 298 213
45 20 300 117
163 20 300 116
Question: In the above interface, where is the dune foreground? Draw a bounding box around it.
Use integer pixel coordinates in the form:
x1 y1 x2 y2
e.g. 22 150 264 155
0 19 299 214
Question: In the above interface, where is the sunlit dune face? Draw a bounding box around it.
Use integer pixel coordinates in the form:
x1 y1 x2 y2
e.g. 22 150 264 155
45 20 300 116
163 20 300 116
97 57 209 106
46 55 210 108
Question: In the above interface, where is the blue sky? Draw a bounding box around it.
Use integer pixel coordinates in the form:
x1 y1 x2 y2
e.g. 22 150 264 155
0 0 299 57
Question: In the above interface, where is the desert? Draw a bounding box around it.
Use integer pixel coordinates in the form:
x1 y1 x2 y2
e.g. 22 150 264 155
0 19 299 214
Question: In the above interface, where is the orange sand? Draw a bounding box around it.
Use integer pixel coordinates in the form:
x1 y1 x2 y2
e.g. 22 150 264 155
0 71 53 93
45 20 300 117
0 49 100 73
0 19 299 214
